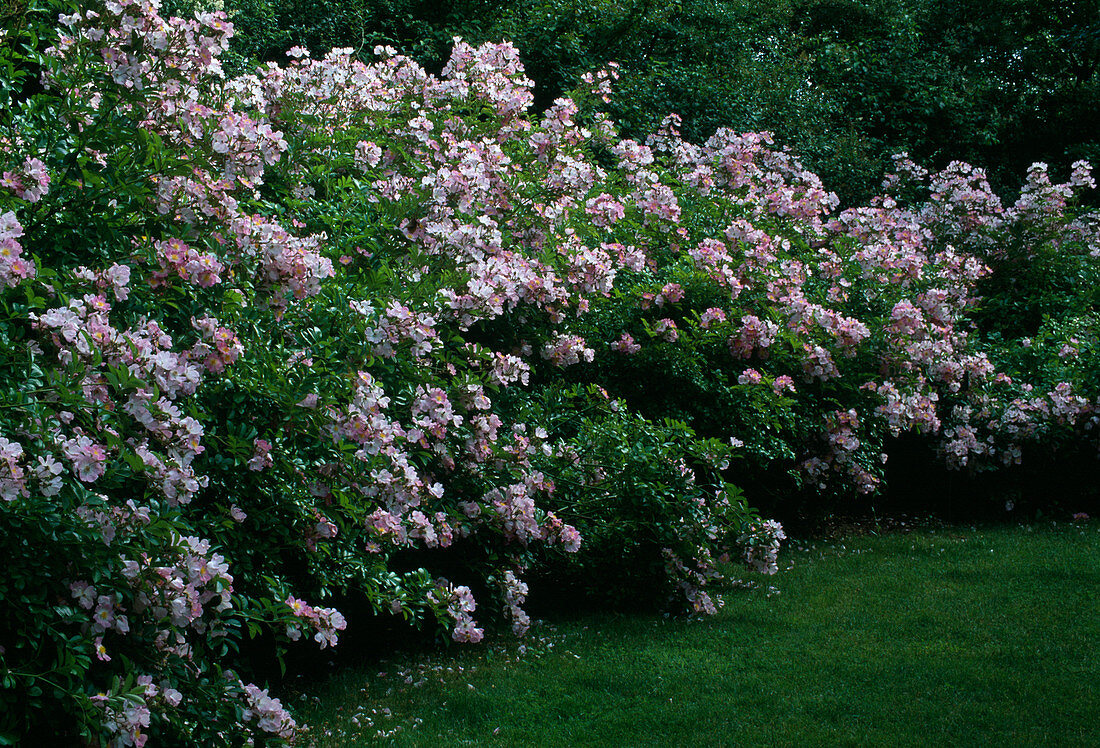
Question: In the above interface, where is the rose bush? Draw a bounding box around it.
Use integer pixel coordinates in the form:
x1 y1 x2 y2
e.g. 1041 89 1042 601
1 0 1098 744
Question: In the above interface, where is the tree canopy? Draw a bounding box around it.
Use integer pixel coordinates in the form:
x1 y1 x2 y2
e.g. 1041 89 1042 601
216 0 1100 204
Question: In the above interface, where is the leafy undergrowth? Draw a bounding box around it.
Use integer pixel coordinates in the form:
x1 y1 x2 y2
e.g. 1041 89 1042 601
296 519 1100 746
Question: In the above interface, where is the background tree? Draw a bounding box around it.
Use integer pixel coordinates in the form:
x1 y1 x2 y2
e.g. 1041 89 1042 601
217 0 1099 205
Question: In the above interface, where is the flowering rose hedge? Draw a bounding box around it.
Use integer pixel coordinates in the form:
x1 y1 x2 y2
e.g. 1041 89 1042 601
1 1 1098 744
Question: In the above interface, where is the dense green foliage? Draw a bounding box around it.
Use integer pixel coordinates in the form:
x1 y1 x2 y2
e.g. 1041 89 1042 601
219 0 1100 205
2 0 1098 743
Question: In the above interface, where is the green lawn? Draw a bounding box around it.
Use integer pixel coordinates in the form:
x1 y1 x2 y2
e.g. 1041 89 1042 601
297 521 1100 746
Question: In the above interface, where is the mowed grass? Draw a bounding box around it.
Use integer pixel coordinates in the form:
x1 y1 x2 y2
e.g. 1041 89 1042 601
298 521 1100 746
